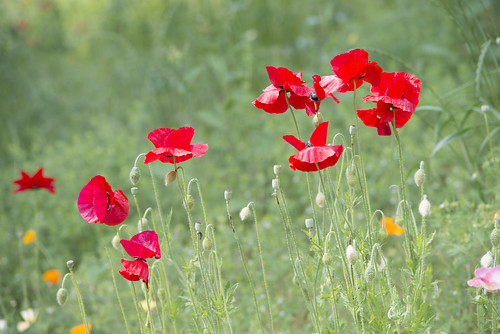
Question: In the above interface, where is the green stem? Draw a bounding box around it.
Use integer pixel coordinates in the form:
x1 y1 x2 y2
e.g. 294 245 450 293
105 247 131 334
68 263 91 333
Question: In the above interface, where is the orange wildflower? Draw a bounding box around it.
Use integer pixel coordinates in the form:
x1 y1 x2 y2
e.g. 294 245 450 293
380 217 404 236
70 323 92 334
42 269 60 286
22 230 36 244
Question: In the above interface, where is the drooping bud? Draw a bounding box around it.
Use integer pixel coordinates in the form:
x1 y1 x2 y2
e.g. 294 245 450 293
240 205 251 221
322 252 333 266
346 245 357 265
480 251 493 268
66 260 74 271
131 187 139 196
202 237 213 251
224 190 232 201
490 228 500 247
183 194 194 210
365 263 375 283
315 191 325 208
129 167 141 185
111 234 121 250
164 170 177 186
349 125 357 137
273 165 282 177
56 288 68 305
312 112 323 128
414 161 425 187
305 218 314 229
346 160 357 188
419 195 431 217
138 218 149 232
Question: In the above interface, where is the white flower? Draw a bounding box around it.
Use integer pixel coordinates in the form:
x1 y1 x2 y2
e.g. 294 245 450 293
17 309 38 333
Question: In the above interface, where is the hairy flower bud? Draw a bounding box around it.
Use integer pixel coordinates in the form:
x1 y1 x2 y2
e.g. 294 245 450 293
56 288 68 305
419 195 431 217
349 125 357 137
202 237 213 251
195 221 203 233
346 245 357 265
313 112 323 128
481 251 493 268
315 191 325 208
183 194 194 210
66 260 74 271
346 160 357 188
111 234 121 250
224 189 232 201
322 252 333 266
305 218 314 229
365 263 375 283
164 170 177 186
131 187 139 196
129 167 141 186
491 228 500 247
272 179 279 191
414 161 425 187
240 205 251 221
273 165 282 177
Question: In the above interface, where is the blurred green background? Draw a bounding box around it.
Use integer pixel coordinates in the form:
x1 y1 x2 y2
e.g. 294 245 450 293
1 0 499 332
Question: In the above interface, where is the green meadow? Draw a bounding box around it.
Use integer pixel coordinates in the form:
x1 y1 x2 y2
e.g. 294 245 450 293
1 0 499 332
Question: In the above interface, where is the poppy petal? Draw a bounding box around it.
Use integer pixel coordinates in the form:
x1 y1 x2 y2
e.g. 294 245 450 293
309 121 329 146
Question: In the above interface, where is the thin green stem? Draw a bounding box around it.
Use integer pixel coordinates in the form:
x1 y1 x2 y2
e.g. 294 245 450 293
68 264 91 334
105 247 131 334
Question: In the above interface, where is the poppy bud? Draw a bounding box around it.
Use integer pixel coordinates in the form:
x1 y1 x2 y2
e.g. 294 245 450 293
322 252 333 266
496 37 500 45
272 179 279 191
164 170 177 186
346 245 357 265
480 251 493 268
365 263 375 283
183 194 194 210
315 191 325 208
414 161 425 187
111 234 121 250
305 218 314 229
481 105 490 113
346 160 356 188
131 187 139 196
377 229 387 243
419 195 431 217
195 221 203 233
313 112 323 128
129 167 141 185
491 228 500 247
138 218 148 232
66 260 74 271
202 237 213 251
273 165 281 177
349 125 357 137
239 205 251 221
56 288 68 305
224 189 232 201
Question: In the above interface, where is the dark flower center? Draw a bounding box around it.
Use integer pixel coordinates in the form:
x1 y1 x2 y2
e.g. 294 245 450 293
306 141 314 147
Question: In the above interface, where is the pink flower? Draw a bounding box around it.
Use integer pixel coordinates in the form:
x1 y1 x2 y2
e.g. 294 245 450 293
467 266 500 292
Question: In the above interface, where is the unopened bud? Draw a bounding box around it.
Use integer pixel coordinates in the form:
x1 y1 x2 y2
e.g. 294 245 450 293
497 37 500 45
346 245 357 265
240 205 251 221
66 260 74 271
315 191 325 208
272 179 279 191
131 187 139 196
322 252 333 266
305 218 314 229
56 288 68 305
195 221 203 233
129 167 141 185
491 228 500 247
164 170 177 186
138 218 148 232
349 125 357 137
224 190 232 201
202 237 213 251
273 165 282 177
346 160 357 188
365 264 375 283
183 194 194 210
414 162 425 187
481 251 493 268
313 112 323 127
111 234 121 250
419 195 431 217
481 105 490 113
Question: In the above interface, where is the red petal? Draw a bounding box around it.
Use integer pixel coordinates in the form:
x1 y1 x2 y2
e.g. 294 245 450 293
147 128 175 148
252 86 288 114
283 135 305 151
309 121 329 146
330 49 369 81
120 231 161 259
266 66 304 90
288 145 343 172
190 144 209 157
102 189 129 226
167 127 195 150
119 259 149 288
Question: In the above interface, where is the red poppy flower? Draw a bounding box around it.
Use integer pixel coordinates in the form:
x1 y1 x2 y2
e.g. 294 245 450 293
144 127 208 164
77 175 129 226
330 49 382 92
119 259 149 288
12 168 55 194
357 101 413 136
120 231 161 260
363 71 421 113
253 66 317 115
283 122 344 172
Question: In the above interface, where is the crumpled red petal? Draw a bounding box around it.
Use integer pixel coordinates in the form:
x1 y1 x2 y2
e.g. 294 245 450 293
120 231 161 260
119 259 149 288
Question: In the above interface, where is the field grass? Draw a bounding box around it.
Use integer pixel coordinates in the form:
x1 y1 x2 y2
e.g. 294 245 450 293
1 0 500 332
